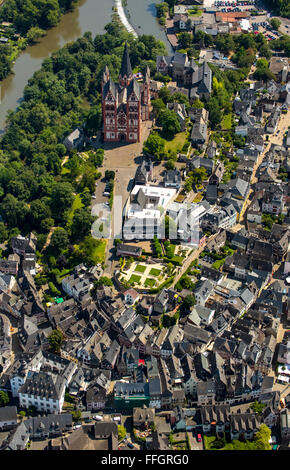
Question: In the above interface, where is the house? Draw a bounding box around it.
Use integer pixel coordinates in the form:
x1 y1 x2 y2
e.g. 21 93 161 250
266 109 280 134
164 169 182 189
0 256 19 276
56 422 118 450
133 407 155 429
209 162 225 185
197 380 216 406
135 160 153 185
167 102 187 131
1 421 30 450
201 205 237 232
153 289 177 316
194 279 214 306
11 233 36 257
17 351 77 413
161 325 184 357
261 192 284 215
189 305 215 326
63 127 84 151
0 406 17 431
200 404 230 434
190 62 212 102
86 385 107 411
280 409 290 442
230 411 261 441
122 288 140 305
116 243 142 258
62 273 93 301
114 381 150 408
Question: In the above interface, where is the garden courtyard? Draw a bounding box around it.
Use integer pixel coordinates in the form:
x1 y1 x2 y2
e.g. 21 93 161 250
119 261 168 289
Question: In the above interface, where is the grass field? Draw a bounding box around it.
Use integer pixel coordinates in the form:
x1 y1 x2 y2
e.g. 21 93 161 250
149 268 161 277
144 278 156 287
188 8 202 16
134 264 147 273
92 239 107 263
221 113 232 130
129 274 141 284
68 193 83 221
164 132 188 153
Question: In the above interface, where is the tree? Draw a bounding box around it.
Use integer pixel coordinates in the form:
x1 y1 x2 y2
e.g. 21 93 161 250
94 276 113 287
19 411 26 420
0 391 9 407
165 159 176 170
143 132 166 160
84 105 102 136
72 409 82 423
26 27 45 44
50 182 74 220
270 18 281 31
250 402 266 415
158 108 181 137
71 207 94 242
0 222 8 243
178 32 193 50
253 424 272 450
180 294 195 314
118 425 127 441
49 228 69 255
48 329 64 353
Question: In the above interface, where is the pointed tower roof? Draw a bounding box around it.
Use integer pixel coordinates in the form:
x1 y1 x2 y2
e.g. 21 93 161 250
120 42 132 78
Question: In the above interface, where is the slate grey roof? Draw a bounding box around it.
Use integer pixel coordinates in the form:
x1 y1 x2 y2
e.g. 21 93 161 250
0 406 17 423
120 42 132 78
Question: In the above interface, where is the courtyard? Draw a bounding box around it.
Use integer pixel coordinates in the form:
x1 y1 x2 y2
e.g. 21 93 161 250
120 261 168 289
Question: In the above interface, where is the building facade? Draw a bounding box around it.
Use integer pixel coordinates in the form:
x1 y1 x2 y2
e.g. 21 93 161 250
102 43 150 143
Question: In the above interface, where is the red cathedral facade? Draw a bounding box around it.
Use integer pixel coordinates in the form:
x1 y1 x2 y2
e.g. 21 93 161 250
101 43 150 143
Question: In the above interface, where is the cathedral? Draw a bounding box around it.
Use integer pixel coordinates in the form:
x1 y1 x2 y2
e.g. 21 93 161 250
101 43 150 143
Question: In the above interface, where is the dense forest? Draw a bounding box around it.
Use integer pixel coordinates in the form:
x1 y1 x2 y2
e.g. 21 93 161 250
0 0 79 34
265 0 290 18
0 17 166 269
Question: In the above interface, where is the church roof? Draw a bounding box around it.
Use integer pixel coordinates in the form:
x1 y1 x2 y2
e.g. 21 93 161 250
120 42 132 78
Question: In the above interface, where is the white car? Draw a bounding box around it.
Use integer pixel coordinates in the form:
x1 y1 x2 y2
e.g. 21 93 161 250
92 195 97 199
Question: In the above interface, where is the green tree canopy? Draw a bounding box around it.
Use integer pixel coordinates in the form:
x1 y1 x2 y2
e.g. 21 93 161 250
48 329 64 353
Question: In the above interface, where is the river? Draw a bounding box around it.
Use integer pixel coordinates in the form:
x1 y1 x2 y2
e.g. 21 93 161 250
0 0 170 133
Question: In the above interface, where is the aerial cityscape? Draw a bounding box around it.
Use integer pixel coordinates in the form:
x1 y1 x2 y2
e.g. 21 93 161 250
0 0 289 454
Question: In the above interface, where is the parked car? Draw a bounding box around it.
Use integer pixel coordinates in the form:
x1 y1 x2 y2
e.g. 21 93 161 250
127 442 134 449
197 434 202 442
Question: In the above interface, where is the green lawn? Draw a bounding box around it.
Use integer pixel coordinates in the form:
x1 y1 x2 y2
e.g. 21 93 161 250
144 278 156 287
203 435 217 450
164 132 188 153
134 264 147 273
149 268 161 277
221 113 232 130
188 8 202 16
68 193 83 221
91 239 107 263
129 274 141 284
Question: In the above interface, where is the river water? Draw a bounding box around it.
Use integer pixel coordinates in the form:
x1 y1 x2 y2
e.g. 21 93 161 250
0 0 170 132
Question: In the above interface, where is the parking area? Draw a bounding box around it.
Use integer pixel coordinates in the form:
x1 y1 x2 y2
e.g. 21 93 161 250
189 432 204 450
251 15 281 41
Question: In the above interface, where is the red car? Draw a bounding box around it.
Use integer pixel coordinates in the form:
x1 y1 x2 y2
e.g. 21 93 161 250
197 434 202 442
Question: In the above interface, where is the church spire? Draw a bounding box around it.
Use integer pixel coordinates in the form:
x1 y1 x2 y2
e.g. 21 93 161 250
119 42 132 83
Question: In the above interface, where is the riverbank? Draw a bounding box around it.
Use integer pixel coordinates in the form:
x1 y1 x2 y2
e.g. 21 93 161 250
0 0 80 84
0 0 170 132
